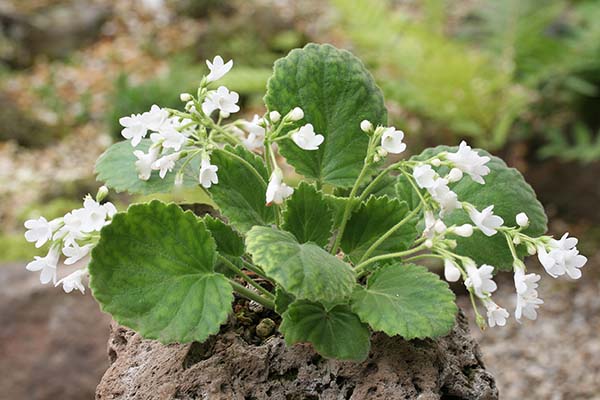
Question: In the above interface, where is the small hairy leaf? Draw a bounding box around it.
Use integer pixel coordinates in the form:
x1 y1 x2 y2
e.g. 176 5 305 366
95 139 200 195
203 215 245 258
89 201 233 343
245 226 355 307
265 43 387 187
282 182 334 247
280 300 371 361
351 264 457 339
414 145 548 270
341 196 418 263
209 145 275 233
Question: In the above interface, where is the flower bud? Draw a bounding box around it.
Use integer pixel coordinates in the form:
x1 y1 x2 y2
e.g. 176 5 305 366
447 167 463 183
516 212 529 227
174 171 184 187
96 186 109 202
360 120 373 133
288 107 304 121
377 147 388 158
425 239 433 248
431 158 441 167
269 111 281 123
180 93 193 102
444 259 461 282
512 236 521 245
447 239 457 249
454 224 473 237
526 242 537 255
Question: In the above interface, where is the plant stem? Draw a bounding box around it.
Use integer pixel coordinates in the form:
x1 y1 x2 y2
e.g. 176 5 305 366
358 203 423 263
404 253 446 263
229 280 275 309
218 255 274 299
241 259 270 281
330 162 371 254
355 243 428 275
399 168 430 208
358 161 402 202
220 148 267 187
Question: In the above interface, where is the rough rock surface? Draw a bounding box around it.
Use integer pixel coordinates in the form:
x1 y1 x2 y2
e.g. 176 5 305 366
96 311 497 400
0 262 112 400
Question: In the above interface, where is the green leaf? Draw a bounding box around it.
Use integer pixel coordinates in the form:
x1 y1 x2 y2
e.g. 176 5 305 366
279 300 370 361
245 226 355 307
95 139 201 195
89 200 233 343
203 215 244 258
208 145 275 233
414 145 548 270
282 182 334 247
341 196 418 263
264 43 387 187
323 194 360 229
351 264 457 339
395 174 421 212
274 287 295 314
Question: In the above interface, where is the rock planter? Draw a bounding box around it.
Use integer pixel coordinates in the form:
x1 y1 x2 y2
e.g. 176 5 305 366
96 310 498 400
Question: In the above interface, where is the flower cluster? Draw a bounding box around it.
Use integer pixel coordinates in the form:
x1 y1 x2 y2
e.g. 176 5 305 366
118 56 325 207
24 188 116 294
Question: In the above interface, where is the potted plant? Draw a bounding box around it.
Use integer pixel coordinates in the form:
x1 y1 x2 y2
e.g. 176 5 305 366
24 43 587 398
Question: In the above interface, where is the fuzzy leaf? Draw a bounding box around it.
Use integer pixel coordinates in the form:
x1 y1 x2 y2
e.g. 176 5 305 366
282 182 334 247
280 300 370 361
208 145 275 233
274 287 295 314
341 196 418 263
264 43 387 187
203 215 245 258
414 145 548 270
351 264 457 339
95 139 201 195
89 201 233 343
245 226 355 307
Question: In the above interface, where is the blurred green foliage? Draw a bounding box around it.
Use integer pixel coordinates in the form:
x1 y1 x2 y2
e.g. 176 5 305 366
332 0 600 161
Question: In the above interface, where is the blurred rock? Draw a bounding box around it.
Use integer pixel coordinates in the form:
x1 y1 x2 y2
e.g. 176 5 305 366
0 263 111 400
0 1 111 68
96 311 497 400
0 92 60 147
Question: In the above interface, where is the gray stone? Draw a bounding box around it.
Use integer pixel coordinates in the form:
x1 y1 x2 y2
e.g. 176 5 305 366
96 311 498 400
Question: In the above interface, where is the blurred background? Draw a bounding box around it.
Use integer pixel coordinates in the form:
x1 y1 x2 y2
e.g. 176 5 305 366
0 0 598 398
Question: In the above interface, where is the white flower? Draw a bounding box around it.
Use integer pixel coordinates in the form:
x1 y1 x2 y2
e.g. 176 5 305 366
134 147 160 181
62 242 93 265
513 268 540 295
199 157 219 188
467 205 504 236
80 196 108 233
152 152 181 179
484 299 509 328
26 246 60 284
103 202 117 218
445 141 491 184
423 211 447 242
413 164 437 189
180 93 193 102
202 86 240 118
206 55 233 82
266 170 294 205
453 224 474 237
428 178 460 216
516 212 529 227
465 262 497 298
360 120 373 133
269 111 281 123
241 115 266 151
56 269 88 294
54 209 87 246
24 216 61 248
141 105 169 132
291 123 324 151
380 127 406 154
444 259 461 282
538 232 586 278
119 113 147 147
288 107 304 121
447 168 463 183
514 269 543 321
158 125 186 151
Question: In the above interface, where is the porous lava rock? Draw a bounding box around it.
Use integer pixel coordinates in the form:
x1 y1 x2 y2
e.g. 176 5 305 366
96 310 498 400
